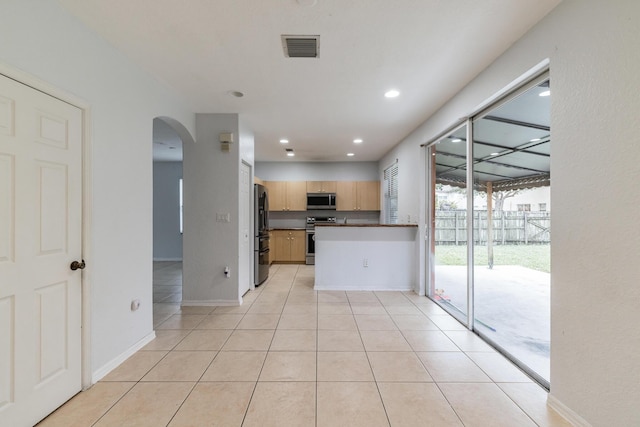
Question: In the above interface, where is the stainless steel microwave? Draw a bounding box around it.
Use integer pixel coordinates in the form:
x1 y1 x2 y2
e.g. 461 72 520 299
307 193 336 210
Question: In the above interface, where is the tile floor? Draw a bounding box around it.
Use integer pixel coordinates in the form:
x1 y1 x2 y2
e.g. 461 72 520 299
38 262 571 427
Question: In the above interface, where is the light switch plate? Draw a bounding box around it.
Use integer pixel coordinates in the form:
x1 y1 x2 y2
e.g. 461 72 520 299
216 213 231 222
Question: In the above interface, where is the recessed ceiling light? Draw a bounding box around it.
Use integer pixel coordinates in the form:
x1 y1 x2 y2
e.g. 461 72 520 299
490 152 500 156
384 89 400 98
539 90 550 97
228 90 244 98
347 153 355 157
287 152 295 157
529 138 541 142
280 139 289 144
451 138 462 143
353 138 363 144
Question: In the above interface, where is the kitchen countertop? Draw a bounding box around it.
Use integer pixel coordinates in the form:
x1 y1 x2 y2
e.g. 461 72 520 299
269 227 307 231
314 223 418 227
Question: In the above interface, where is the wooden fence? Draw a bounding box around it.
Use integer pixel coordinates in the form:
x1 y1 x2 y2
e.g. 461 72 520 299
435 210 550 245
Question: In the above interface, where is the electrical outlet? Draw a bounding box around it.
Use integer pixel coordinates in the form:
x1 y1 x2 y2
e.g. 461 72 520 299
363 258 368 267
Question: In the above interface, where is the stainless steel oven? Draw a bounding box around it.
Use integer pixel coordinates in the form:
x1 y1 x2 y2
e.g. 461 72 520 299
305 216 336 265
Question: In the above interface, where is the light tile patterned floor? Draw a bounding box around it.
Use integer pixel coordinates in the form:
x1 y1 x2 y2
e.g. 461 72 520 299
38 263 571 427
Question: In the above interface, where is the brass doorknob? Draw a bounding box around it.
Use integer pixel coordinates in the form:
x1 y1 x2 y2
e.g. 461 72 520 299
70 260 86 271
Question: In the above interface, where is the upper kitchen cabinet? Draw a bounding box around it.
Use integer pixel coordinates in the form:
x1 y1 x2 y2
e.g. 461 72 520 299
306 181 337 193
336 181 380 211
265 181 307 211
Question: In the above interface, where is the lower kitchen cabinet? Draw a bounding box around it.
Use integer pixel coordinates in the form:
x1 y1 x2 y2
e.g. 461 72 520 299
272 230 306 263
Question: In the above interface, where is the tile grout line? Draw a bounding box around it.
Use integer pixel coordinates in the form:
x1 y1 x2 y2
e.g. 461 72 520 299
355 291 393 427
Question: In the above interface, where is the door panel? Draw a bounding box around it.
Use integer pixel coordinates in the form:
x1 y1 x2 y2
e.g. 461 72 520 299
0 295 13 409
36 281 68 382
336 181 356 211
0 74 82 426
429 125 469 323
357 181 380 211
38 162 67 254
286 181 307 211
0 154 14 262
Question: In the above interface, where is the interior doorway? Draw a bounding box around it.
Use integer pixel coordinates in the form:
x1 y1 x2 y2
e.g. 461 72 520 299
152 117 191 325
427 73 551 387
239 161 252 296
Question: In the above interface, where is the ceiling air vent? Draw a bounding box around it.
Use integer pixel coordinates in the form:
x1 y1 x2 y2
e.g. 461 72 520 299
281 35 320 58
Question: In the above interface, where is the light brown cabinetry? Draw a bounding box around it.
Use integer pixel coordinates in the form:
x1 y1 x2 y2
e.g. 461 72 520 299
265 181 307 211
272 230 306 263
336 181 380 211
306 181 337 193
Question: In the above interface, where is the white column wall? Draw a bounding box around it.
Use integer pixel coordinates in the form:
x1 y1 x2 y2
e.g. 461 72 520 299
183 114 255 305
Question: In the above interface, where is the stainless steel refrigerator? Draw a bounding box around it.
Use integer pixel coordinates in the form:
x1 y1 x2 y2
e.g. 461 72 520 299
254 184 270 285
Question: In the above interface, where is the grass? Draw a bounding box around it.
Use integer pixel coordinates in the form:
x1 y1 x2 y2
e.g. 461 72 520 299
435 244 550 273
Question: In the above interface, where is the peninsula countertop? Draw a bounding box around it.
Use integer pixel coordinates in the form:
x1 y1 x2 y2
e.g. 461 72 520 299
314 223 418 227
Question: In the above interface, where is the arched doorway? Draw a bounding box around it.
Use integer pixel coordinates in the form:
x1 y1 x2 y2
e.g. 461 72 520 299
152 117 194 325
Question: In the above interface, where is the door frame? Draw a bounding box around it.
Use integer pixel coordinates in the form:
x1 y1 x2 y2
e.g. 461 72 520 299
240 160 253 295
0 62 93 390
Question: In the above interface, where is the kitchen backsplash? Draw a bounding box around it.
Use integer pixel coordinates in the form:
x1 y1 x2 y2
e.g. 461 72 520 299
269 210 380 229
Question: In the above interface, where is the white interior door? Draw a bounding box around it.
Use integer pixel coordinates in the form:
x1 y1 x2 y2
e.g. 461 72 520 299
239 162 251 296
0 74 83 426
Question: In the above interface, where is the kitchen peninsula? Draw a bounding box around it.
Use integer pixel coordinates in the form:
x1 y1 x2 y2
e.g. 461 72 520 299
314 224 419 291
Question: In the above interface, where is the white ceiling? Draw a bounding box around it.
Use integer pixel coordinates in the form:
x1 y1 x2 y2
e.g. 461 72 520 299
58 0 561 163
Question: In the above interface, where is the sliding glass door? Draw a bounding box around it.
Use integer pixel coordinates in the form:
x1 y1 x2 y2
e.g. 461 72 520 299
427 74 551 386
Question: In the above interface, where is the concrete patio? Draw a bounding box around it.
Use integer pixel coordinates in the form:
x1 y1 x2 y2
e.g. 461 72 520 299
433 265 550 381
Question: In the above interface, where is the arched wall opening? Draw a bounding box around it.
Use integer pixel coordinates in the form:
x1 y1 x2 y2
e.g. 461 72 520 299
152 116 194 323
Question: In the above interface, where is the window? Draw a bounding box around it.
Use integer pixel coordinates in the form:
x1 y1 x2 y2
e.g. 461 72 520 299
539 203 547 211
384 162 399 224
517 203 531 212
179 178 184 233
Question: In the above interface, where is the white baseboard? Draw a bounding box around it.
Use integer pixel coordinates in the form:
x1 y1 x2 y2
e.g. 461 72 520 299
153 258 183 261
182 299 242 307
91 331 156 383
313 285 414 292
547 394 592 427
